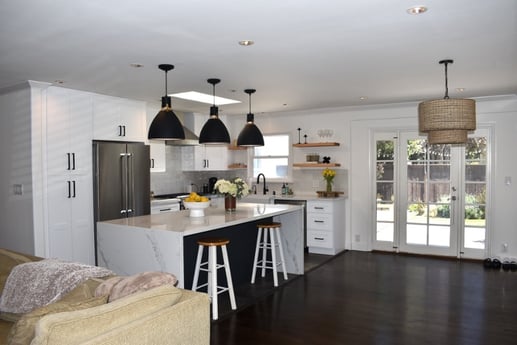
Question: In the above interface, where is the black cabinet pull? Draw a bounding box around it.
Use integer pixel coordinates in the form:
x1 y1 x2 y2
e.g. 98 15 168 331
72 153 76 170
314 237 324 241
118 125 123 136
67 153 71 170
123 125 126 136
67 181 71 198
151 158 155 168
314 207 324 210
72 181 76 198
314 220 325 223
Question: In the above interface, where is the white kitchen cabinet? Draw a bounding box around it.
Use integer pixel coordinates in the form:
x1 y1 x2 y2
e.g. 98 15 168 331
306 198 346 255
46 86 95 264
182 145 228 171
146 104 166 172
93 95 146 142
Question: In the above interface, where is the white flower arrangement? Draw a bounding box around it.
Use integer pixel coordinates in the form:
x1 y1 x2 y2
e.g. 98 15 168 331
214 178 250 198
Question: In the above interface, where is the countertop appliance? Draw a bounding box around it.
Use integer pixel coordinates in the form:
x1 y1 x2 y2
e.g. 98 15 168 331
93 140 150 263
208 177 218 194
151 198 181 214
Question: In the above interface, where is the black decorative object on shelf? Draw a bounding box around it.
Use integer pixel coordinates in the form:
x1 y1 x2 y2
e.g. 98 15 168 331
297 128 301 144
304 134 307 144
322 156 331 164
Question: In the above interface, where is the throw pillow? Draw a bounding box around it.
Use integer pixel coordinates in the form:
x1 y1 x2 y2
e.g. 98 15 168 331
7 295 107 345
95 271 177 302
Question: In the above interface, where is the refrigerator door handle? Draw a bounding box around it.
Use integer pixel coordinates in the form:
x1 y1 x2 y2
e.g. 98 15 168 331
120 153 128 215
127 152 134 215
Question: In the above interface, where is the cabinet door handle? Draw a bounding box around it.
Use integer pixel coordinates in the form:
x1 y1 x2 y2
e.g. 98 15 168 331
314 237 325 241
123 125 126 136
118 125 123 136
72 153 76 170
67 153 71 170
151 158 155 168
314 220 325 223
67 181 71 198
160 208 172 212
314 207 324 210
72 180 76 198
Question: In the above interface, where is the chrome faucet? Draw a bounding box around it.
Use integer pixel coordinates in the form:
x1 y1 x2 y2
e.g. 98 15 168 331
256 173 268 195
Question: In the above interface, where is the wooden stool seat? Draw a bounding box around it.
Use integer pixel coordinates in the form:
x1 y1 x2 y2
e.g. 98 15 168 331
256 222 281 229
251 222 288 287
192 237 236 320
197 238 230 246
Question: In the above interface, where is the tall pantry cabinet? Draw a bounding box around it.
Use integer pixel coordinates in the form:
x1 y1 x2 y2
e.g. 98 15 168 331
0 81 148 265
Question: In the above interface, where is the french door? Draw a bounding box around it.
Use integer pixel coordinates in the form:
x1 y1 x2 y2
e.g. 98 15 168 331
373 129 489 259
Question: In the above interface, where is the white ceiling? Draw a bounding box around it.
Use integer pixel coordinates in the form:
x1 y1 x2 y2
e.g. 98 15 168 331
1 0 516 116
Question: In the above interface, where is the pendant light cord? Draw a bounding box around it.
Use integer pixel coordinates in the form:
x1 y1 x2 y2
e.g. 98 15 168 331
441 60 452 100
248 92 252 114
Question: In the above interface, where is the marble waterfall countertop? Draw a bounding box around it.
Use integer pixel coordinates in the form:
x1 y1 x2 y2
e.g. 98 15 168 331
97 202 304 288
99 202 302 236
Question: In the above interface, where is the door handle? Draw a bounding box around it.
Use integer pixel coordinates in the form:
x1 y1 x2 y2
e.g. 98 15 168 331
314 220 325 223
72 153 76 170
67 153 71 170
67 181 71 198
72 180 76 198
151 158 155 169
122 125 126 137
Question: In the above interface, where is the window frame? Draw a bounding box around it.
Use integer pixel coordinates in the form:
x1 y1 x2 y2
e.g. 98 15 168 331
249 132 292 182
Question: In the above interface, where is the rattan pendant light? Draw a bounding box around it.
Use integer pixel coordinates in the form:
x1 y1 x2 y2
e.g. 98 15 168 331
199 78 231 144
148 64 185 140
418 59 476 144
237 89 264 147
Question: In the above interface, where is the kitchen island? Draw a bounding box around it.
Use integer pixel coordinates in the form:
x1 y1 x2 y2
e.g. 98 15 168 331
97 203 303 288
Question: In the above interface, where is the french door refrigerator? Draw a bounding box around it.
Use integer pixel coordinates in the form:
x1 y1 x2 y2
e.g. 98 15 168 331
93 140 150 263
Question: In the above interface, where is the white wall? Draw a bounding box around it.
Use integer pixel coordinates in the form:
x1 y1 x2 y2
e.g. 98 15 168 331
229 95 517 259
0 83 35 253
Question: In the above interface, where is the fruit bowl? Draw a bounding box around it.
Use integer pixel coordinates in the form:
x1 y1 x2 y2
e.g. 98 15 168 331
183 201 210 217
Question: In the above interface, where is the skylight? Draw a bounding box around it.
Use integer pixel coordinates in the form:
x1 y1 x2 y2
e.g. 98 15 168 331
170 91 241 105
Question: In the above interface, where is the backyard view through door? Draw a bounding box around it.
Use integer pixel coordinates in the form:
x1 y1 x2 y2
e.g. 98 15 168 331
373 130 488 259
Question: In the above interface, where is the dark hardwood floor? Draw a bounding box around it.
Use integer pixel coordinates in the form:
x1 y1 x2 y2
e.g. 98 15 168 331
210 251 517 345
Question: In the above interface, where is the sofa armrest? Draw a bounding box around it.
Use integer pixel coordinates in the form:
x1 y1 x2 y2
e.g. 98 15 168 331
31 285 198 345
79 289 210 345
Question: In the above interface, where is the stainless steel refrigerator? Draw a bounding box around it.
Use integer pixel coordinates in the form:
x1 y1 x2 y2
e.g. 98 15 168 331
93 140 150 263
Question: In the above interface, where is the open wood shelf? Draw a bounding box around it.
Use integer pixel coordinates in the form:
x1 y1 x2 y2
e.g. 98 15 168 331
293 163 341 168
293 142 340 148
228 145 248 151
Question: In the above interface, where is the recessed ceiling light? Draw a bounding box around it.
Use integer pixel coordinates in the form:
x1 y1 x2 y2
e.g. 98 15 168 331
456 88 465 92
238 40 254 46
359 96 368 100
407 6 428 15
170 91 241 105
130 63 144 68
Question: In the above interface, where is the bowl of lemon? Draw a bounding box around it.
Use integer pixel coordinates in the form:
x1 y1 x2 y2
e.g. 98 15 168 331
183 192 210 217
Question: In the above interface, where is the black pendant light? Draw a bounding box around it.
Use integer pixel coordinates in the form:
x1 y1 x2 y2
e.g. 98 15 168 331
237 89 264 147
148 64 185 140
198 78 231 144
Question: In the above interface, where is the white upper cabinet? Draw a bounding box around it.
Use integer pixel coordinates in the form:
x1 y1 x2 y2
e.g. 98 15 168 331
146 104 166 172
46 87 93 176
93 95 146 142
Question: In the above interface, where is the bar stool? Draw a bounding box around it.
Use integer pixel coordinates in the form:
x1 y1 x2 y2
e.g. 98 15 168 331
192 237 237 320
251 222 288 287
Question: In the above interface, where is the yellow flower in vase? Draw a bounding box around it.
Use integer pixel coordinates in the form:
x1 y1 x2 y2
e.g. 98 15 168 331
322 168 336 192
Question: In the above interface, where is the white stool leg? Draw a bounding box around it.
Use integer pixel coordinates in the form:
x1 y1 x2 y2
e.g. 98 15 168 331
261 228 268 278
275 228 288 280
192 245 204 291
251 227 262 283
209 246 218 320
221 245 237 310
270 228 279 287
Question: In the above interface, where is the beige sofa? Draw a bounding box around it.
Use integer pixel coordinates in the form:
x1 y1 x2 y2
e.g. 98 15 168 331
0 248 210 345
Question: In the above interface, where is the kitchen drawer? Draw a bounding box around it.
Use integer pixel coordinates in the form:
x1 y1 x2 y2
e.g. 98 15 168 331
307 213 333 231
307 230 333 248
307 201 334 214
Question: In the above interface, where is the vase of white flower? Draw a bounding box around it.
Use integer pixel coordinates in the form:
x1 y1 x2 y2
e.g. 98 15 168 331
214 177 250 212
